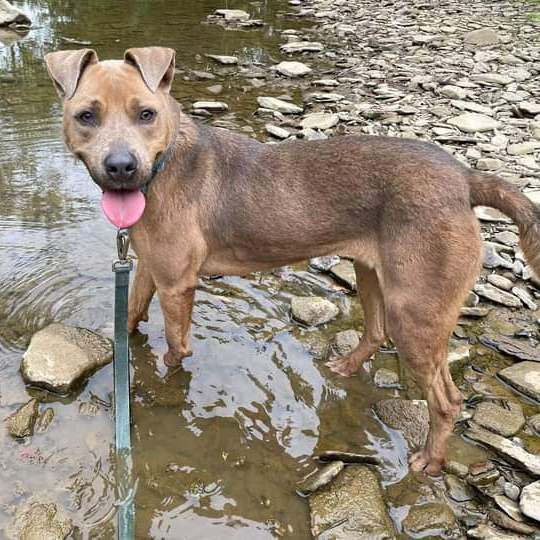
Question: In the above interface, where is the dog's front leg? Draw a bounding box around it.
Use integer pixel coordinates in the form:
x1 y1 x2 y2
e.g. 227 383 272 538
157 273 199 367
128 258 155 333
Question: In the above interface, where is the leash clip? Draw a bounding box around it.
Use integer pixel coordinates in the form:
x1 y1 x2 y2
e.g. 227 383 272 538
113 228 133 272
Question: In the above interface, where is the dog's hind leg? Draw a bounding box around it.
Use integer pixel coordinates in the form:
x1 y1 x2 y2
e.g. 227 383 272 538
382 213 481 475
326 262 386 376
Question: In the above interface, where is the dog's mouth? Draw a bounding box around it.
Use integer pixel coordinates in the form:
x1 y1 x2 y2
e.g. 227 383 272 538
101 189 146 228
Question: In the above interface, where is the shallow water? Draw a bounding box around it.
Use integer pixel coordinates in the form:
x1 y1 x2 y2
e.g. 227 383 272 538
0 1 494 538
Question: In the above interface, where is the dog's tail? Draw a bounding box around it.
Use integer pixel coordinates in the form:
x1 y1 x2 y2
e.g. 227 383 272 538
469 171 540 277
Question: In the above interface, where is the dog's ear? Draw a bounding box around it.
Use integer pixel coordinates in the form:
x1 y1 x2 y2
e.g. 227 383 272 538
124 47 176 93
44 49 98 100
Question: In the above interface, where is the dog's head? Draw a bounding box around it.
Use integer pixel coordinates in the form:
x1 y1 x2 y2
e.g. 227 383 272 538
45 47 178 192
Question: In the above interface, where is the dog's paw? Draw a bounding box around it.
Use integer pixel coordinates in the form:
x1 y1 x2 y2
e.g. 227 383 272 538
164 349 192 368
325 355 360 377
409 450 443 476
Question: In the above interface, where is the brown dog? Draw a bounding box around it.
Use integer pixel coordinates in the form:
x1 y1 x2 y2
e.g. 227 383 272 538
45 47 540 475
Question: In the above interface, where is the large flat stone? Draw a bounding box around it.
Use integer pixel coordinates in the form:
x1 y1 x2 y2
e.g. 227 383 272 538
21 323 113 394
499 361 540 401
309 465 395 539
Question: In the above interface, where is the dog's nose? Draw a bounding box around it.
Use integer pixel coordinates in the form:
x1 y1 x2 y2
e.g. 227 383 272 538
104 151 138 182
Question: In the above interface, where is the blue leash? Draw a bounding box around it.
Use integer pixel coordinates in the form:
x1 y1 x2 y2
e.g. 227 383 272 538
113 228 136 539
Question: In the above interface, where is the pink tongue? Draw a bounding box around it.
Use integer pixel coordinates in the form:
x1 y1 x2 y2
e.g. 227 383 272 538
101 190 146 228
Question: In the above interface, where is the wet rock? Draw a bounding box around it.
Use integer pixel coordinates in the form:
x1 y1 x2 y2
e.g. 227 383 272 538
475 206 511 223
477 158 503 171
460 307 491 318
445 474 474 502
35 407 54 433
274 61 311 77
465 425 540 476
519 480 540 523
6 399 39 438
213 9 250 22
445 460 469 478
373 368 400 388
528 414 540 435
193 101 228 112
191 70 215 80
440 85 468 100
487 274 514 291
6 498 72 540
205 54 238 65
493 231 519 248
280 41 323 54
507 142 540 156
494 494 526 523
483 243 514 270
447 113 500 133
21 323 113 394
464 28 500 47
291 296 339 326
468 524 526 540
265 124 290 139
504 482 521 502
257 96 303 114
317 451 382 466
511 287 538 310
334 329 360 356
474 283 522 308
499 362 540 401
518 102 540 116
373 399 428 448
472 402 525 437
479 335 539 362
79 401 99 416
402 503 457 537
301 112 339 131
489 508 537 536
206 84 223 95
309 255 340 272
328 260 356 290
0 0 30 26
472 73 513 86
309 466 395 539
297 461 344 496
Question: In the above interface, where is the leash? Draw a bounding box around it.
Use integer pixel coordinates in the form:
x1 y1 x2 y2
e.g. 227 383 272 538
112 228 136 539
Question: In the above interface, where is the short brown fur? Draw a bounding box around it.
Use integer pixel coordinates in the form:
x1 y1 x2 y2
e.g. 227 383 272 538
45 48 540 475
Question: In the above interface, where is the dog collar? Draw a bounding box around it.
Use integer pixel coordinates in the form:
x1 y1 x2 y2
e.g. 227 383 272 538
141 146 173 195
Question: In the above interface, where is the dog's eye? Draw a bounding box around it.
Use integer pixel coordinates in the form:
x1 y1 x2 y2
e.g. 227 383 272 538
76 111 96 125
139 109 156 123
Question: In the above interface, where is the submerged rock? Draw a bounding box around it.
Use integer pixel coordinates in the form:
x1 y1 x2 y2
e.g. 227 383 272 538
334 329 360 356
297 461 344 496
6 498 72 540
0 0 30 27
402 502 457 537
213 9 250 22
6 399 39 438
309 466 395 539
373 368 400 388
21 323 113 394
373 399 429 448
291 296 339 326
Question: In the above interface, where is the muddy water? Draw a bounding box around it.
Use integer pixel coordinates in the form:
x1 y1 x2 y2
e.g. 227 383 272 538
0 1 489 539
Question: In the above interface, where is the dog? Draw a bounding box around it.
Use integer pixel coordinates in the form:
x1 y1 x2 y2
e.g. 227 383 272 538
45 47 540 475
